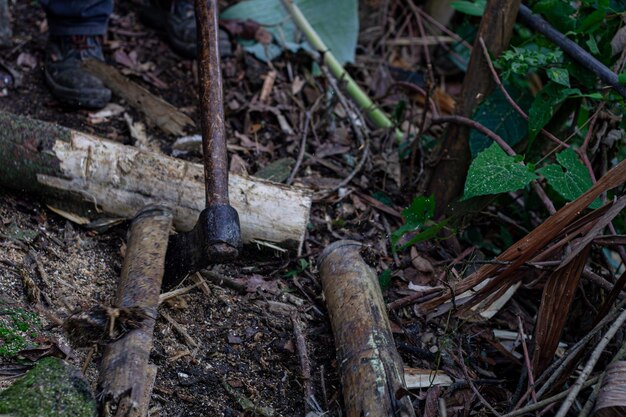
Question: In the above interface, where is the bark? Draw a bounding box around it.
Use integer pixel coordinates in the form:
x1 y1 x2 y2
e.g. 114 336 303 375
0 111 311 253
318 240 415 417
427 0 521 216
97 206 172 417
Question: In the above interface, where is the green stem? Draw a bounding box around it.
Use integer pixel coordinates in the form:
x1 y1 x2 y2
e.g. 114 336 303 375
282 0 402 140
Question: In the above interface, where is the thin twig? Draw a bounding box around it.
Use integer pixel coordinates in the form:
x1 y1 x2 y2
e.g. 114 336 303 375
159 282 201 305
517 316 537 403
316 66 371 200
554 306 626 417
458 347 503 416
287 111 312 185
502 376 599 417
534 299 626 399
478 37 569 150
292 316 313 406
412 5 472 50
161 311 199 349
430 115 515 156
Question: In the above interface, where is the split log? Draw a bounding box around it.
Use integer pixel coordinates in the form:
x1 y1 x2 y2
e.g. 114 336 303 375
97 206 172 417
318 241 415 417
0 111 311 253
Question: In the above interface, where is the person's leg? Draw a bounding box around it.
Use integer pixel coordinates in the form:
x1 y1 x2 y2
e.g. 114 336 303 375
40 0 113 36
41 0 113 108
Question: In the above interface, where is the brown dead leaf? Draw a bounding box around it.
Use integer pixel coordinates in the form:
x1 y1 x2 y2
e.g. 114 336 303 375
419 157 626 317
410 247 434 274
612 25 626 56
246 274 279 294
229 153 249 175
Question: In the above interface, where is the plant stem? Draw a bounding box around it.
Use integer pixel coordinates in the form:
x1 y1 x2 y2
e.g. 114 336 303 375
282 0 401 139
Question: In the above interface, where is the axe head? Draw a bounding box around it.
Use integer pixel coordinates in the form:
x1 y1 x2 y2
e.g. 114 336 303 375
163 204 242 287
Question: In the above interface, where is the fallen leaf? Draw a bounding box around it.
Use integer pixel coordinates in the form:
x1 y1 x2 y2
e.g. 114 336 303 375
246 274 279 294
230 154 249 175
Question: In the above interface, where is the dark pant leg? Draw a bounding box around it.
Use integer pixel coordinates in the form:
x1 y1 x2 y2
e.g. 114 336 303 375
40 0 113 36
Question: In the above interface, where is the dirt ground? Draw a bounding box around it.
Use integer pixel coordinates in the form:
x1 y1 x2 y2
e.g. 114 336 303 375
0 1 537 416
0 1 343 416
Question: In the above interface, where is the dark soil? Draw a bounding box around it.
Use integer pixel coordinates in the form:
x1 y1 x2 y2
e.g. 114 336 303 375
0 1 343 416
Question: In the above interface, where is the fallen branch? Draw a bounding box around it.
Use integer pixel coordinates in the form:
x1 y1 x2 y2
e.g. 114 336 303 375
83 59 195 136
418 157 626 316
517 4 626 99
318 241 415 417
554 306 626 417
0 111 311 253
97 206 172 417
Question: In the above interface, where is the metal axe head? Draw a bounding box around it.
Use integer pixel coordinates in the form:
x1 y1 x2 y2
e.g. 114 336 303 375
163 205 241 287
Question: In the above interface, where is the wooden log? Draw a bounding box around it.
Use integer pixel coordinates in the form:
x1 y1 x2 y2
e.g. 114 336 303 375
318 241 415 417
97 206 172 417
0 111 311 253
83 59 194 136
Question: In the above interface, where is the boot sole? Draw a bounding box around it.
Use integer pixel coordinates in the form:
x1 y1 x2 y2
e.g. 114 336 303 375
45 69 112 109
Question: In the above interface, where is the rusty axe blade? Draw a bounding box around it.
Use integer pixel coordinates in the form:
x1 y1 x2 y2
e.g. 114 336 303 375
163 0 242 286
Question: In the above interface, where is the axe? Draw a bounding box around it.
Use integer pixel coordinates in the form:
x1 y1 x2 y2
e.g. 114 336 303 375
163 0 242 286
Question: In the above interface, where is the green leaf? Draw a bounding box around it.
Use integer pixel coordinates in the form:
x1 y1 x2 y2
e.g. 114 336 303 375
463 143 537 199
619 72 626 86
221 0 358 64
450 0 486 16
469 85 532 157
538 148 602 209
586 36 599 55
528 81 571 144
533 0 576 33
546 67 570 87
378 269 392 291
397 219 450 251
391 196 435 247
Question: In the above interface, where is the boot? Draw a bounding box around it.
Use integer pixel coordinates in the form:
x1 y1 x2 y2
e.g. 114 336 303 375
44 35 111 108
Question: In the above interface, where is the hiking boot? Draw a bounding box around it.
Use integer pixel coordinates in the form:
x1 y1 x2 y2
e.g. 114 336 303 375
44 35 111 108
164 0 232 58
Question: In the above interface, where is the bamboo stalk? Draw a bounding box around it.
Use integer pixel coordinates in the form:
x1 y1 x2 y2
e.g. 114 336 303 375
97 206 172 417
281 0 401 139
318 240 415 417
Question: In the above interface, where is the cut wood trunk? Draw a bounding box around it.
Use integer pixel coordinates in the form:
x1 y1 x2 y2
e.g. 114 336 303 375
0 111 311 253
318 240 415 417
426 0 521 216
98 206 172 417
